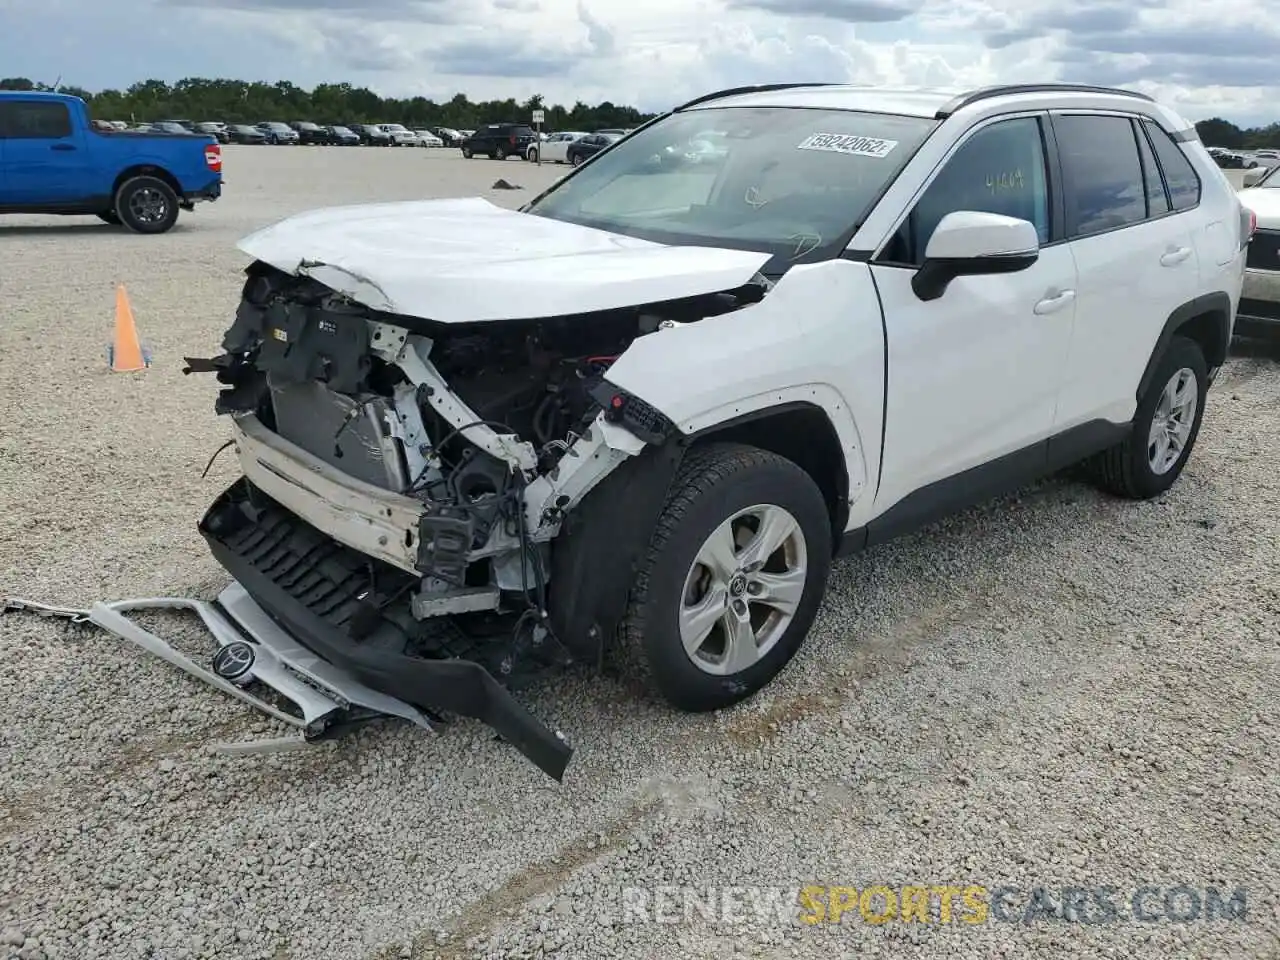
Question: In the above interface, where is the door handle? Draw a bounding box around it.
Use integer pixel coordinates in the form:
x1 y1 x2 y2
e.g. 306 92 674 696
1033 289 1076 315
1160 246 1192 266
50 143 76 151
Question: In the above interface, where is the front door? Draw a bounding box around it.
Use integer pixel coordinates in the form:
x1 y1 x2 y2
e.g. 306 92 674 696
868 113 1077 519
0 98 88 204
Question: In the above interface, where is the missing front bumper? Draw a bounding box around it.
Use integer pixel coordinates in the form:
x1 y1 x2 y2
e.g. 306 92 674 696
199 477 574 780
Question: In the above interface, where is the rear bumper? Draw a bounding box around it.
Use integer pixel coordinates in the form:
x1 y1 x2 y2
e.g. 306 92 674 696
1237 268 1280 335
198 477 574 780
183 176 222 204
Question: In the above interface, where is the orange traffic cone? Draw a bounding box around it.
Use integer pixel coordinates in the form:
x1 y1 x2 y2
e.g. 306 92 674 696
110 284 147 372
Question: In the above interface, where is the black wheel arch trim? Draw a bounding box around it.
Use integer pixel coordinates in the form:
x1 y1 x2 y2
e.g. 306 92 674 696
682 400 853 546
1136 291 1233 402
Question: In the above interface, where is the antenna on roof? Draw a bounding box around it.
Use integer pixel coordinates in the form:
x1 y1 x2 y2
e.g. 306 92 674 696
51 75 62 92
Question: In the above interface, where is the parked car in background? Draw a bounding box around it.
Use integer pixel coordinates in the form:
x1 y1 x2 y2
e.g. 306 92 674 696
226 123 268 145
1236 162 1280 338
566 131 622 165
459 122 538 160
349 123 392 146
325 124 361 146
256 122 300 145
1209 148 1256 169
290 121 331 145
0 90 222 233
528 131 586 162
434 127 464 146
150 120 197 136
413 129 444 147
377 123 419 146
195 121 229 143
157 119 196 131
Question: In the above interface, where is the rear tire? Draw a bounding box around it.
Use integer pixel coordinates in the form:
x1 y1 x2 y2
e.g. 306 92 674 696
620 443 832 712
1083 334 1208 499
495 144 508 160
527 147 539 162
114 175 180 235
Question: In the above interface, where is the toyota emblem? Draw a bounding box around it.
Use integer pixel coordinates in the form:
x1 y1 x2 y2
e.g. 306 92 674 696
212 641 256 681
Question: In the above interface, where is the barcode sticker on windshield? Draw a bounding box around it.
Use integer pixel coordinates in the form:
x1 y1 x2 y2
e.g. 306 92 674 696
796 133 898 158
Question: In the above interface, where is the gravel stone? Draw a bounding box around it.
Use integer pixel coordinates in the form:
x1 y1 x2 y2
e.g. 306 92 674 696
0 150 1276 960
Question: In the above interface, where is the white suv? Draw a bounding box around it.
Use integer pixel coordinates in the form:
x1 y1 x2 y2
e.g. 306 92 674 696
187 83 1248 779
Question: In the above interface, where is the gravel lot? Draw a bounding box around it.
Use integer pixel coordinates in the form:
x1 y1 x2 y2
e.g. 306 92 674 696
1 147 1277 960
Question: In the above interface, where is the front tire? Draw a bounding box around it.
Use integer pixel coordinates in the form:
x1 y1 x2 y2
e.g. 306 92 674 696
621 443 832 712
527 147 539 162
461 146 473 159
1084 334 1208 499
114 175 180 235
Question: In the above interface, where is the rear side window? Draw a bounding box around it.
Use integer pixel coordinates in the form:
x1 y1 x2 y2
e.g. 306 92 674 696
0 101 72 139
1054 114 1147 238
1142 119 1201 211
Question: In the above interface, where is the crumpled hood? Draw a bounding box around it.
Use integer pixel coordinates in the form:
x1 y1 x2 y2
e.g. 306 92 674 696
1239 187 1280 230
236 197 772 323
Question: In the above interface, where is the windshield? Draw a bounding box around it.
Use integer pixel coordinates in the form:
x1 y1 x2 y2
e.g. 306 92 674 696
1258 165 1280 188
525 106 937 267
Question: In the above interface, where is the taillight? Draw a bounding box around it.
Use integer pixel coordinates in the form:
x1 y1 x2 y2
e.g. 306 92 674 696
205 142 222 173
510 134 516 144
1240 203 1256 249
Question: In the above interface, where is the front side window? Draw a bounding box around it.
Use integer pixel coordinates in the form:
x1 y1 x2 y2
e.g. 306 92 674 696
525 106 937 269
1054 114 1147 238
0 101 72 139
881 115 1051 266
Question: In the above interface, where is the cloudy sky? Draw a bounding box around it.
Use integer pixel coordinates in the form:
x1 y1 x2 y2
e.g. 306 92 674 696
2 0 1278 126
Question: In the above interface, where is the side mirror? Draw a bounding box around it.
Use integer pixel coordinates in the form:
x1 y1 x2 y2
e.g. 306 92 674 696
1243 167 1266 188
911 211 1041 302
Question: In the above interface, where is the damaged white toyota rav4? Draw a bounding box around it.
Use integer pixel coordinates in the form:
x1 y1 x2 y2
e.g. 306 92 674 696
184 83 1248 779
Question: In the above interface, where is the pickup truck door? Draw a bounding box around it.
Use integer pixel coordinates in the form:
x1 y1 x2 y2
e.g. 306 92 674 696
0 98 89 204
867 113 1077 521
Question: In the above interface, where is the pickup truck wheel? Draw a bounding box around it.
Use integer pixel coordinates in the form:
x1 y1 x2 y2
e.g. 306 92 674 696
621 443 832 712
114 176 180 235
1084 335 1208 499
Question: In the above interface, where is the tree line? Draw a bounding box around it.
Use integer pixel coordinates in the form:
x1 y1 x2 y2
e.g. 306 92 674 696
5 77 1277 147
1194 117 1280 151
0 77 656 132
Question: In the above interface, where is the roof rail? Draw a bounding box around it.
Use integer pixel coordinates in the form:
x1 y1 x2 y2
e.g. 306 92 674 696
674 82 838 112
934 83 1156 119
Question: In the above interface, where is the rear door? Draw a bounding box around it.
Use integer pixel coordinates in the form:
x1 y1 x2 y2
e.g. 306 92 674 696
0 98 89 204
1048 112 1203 432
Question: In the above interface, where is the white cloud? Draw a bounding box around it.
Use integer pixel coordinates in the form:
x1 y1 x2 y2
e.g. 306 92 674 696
0 0 1277 127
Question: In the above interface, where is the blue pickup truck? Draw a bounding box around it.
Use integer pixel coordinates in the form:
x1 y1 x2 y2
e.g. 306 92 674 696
0 91 223 234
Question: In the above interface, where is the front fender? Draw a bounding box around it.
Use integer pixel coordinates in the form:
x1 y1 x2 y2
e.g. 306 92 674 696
604 258 886 518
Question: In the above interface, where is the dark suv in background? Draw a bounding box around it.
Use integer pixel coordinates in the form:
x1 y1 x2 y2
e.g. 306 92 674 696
460 123 538 160
290 121 331 145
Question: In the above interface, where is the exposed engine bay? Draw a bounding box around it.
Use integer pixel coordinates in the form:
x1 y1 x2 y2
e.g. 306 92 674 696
179 260 767 776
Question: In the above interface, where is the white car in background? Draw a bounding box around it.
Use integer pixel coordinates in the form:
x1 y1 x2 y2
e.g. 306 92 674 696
529 131 587 163
414 130 445 147
1236 162 1280 337
379 123 420 146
